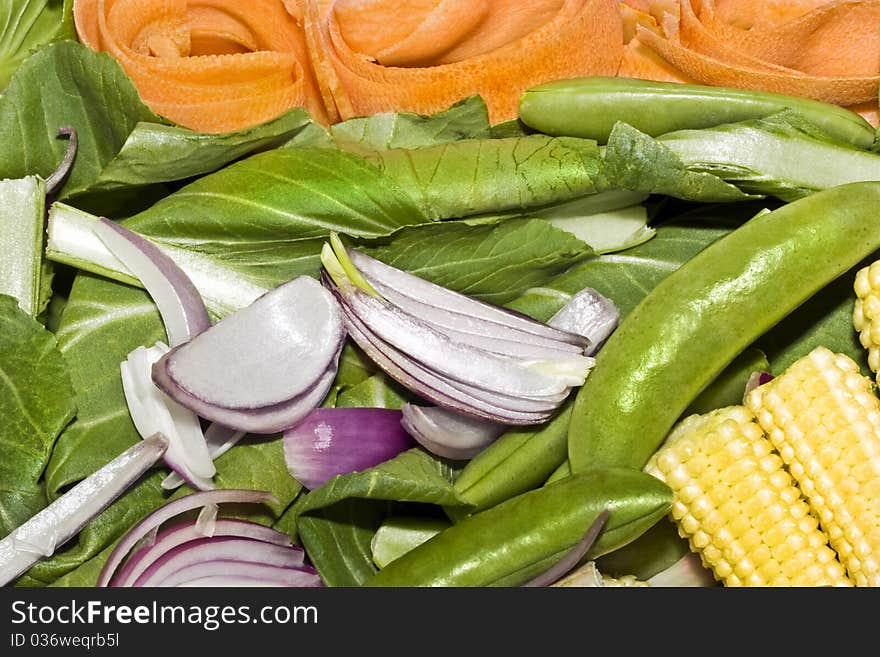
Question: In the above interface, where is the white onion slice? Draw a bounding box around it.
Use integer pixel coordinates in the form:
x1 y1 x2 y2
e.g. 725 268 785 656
547 287 620 356
161 276 344 409
94 218 211 347
121 343 215 484
401 404 504 460
162 423 245 490
97 489 276 587
0 434 169 586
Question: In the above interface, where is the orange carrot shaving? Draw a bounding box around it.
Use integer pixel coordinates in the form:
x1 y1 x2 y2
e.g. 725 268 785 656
298 0 624 124
74 0 327 133
630 0 880 107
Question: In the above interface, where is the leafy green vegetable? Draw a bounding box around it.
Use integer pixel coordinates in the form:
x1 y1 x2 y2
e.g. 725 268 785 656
330 95 491 156
659 110 880 202
506 204 757 321
91 108 318 192
0 294 75 538
0 0 74 90
335 373 410 410
365 135 602 220
359 218 592 305
599 122 754 203
293 450 469 586
0 41 161 199
0 176 45 316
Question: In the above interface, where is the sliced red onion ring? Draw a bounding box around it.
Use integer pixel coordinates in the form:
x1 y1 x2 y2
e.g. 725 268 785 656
333 294 554 425
94 218 211 347
111 518 294 587
349 250 587 348
283 408 415 489
743 371 774 401
162 423 245 490
521 509 610 587
0 433 168 586
121 343 216 485
132 536 309 587
154 363 339 434
158 276 344 409
339 285 590 398
401 404 505 460
177 569 322 587
97 489 276 587
45 126 78 197
547 287 620 356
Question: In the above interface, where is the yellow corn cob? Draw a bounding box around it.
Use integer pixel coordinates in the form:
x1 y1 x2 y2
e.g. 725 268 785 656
745 346 880 587
645 406 851 587
853 261 880 378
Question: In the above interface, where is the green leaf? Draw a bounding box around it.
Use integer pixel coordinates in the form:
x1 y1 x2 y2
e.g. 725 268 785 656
126 148 432 274
330 96 491 156
659 110 880 203
505 203 759 321
335 373 411 410
90 108 318 192
0 175 45 316
0 41 161 198
364 135 601 220
44 276 165 497
0 0 72 90
358 218 592 305
757 272 869 376
295 449 467 518
0 294 75 538
599 122 755 203
295 499 389 587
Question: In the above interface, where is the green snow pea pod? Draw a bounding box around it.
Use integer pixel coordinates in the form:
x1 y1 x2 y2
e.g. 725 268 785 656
518 77 875 149
364 467 672 587
568 181 880 473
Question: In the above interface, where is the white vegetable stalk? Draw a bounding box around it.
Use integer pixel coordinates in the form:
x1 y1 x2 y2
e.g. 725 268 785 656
0 433 169 586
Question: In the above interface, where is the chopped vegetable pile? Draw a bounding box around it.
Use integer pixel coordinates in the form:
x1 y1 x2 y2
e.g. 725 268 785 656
1 0 880 588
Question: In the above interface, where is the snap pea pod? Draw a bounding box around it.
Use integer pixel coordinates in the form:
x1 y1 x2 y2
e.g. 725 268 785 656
518 77 875 149
364 468 672 587
450 403 572 517
568 182 880 473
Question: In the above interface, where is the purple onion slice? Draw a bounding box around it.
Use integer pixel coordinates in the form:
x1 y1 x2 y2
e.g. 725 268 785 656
339 284 591 398
334 290 554 425
283 408 415 489
111 518 294 587
45 126 78 197
94 218 211 347
153 362 339 434
401 404 504 460
547 287 620 356
0 434 169 586
521 509 610 587
349 249 587 348
157 276 344 410
97 489 277 587
743 371 774 401
132 536 310 587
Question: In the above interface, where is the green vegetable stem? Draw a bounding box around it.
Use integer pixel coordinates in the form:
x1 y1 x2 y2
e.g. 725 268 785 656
365 467 672 587
568 181 880 473
518 77 875 149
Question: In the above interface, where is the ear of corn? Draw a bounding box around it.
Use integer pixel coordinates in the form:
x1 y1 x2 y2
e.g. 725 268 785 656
645 405 852 587
853 262 880 378
745 346 880 587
